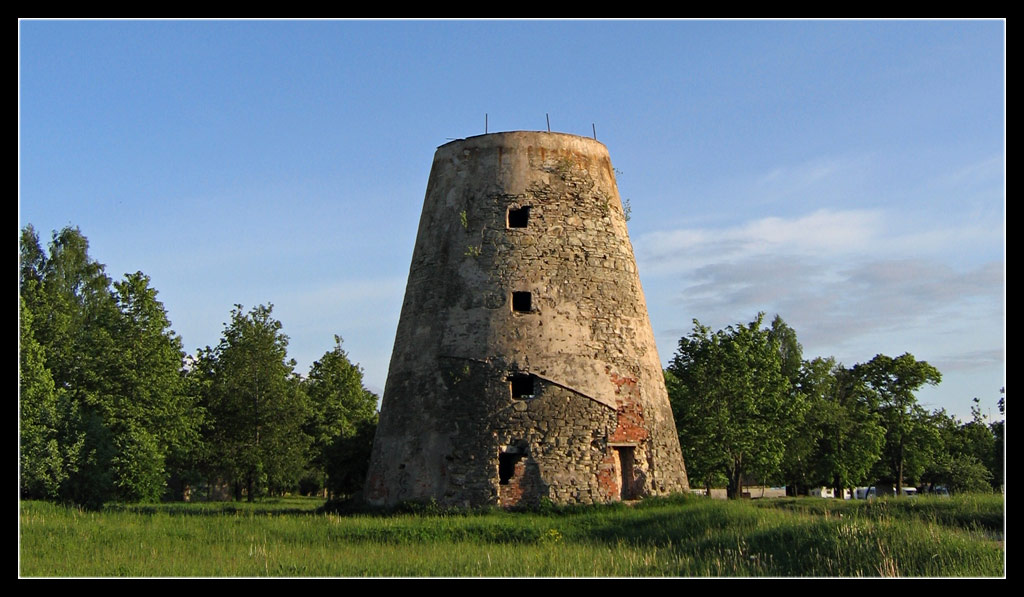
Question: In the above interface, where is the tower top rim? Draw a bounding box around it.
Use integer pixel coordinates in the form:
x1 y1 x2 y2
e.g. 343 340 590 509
436 130 609 152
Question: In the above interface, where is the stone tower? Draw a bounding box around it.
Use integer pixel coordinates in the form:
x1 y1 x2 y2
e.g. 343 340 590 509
364 131 688 507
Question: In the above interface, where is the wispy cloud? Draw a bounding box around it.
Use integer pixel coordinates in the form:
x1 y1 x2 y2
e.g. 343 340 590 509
282 277 407 313
638 209 881 275
639 209 1004 393
930 348 1006 374
931 154 1005 190
756 156 851 195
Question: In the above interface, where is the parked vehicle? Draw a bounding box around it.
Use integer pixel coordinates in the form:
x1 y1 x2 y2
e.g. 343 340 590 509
923 485 950 497
810 487 835 498
854 486 896 499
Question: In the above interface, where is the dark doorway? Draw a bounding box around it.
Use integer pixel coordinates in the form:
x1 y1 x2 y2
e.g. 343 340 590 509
615 446 636 500
499 451 525 485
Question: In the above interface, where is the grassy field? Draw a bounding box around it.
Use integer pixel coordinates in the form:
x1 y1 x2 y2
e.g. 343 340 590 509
19 493 1004 577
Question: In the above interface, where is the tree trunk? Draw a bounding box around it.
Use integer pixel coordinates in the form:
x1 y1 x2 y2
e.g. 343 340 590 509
728 464 743 500
897 438 905 496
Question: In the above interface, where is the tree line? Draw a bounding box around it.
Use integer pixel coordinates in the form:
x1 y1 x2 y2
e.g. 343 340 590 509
666 313 1004 499
19 225 378 508
20 225 1004 508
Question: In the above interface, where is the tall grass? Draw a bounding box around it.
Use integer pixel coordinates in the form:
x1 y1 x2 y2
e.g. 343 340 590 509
19 494 1003 577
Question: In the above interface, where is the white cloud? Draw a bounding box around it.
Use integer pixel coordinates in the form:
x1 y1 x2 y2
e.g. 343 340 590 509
743 210 879 253
281 277 406 313
930 348 1006 374
640 207 1005 420
756 156 849 194
637 209 881 275
931 154 1004 190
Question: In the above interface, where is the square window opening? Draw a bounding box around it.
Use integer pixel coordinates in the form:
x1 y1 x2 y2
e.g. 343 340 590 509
507 206 530 228
508 373 535 399
512 291 532 313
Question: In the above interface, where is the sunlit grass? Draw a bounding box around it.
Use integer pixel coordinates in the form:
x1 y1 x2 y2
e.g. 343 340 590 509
19 494 1004 577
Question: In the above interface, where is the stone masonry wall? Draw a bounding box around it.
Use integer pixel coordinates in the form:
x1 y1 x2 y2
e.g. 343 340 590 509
364 132 688 507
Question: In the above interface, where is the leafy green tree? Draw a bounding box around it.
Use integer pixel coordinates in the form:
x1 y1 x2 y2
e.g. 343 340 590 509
664 369 728 495
180 347 221 498
769 315 803 390
667 314 799 499
20 226 121 508
201 304 311 501
923 431 992 494
812 363 885 497
962 398 997 475
19 225 47 313
19 296 80 499
944 457 993 493
324 415 379 497
107 272 201 501
303 336 379 498
955 393 1005 493
19 225 197 506
988 388 1004 491
922 404 996 494
855 353 942 494
777 357 828 495
762 316 817 494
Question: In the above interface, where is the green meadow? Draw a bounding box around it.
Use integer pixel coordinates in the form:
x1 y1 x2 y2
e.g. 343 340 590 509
19 494 1004 577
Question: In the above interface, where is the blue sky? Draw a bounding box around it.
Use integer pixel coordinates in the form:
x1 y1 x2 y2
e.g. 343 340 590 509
19 20 1005 421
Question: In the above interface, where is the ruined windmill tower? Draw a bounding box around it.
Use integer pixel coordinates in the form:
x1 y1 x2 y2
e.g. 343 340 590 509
364 131 688 507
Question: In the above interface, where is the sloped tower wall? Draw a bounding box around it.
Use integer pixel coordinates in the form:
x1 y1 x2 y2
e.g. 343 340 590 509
364 131 688 507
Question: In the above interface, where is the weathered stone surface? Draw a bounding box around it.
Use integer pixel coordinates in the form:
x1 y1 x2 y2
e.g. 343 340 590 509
364 131 688 507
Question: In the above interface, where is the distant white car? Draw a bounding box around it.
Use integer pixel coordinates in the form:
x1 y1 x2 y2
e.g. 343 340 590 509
809 487 835 498
857 486 896 499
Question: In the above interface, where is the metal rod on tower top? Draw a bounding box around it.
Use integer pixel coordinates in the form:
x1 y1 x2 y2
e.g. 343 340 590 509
485 113 488 134
546 114 550 133
592 123 596 139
